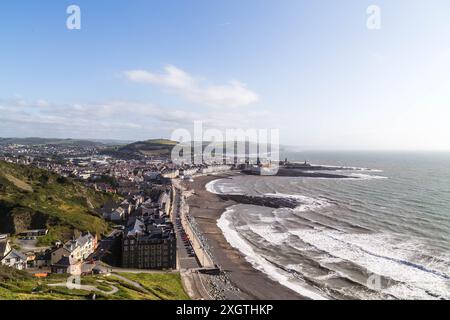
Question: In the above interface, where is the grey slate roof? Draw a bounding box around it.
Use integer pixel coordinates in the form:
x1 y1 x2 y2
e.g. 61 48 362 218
2 249 27 261
53 255 78 267
63 233 94 252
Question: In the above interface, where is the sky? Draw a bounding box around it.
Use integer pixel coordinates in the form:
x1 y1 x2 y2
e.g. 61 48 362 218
1 0 450 150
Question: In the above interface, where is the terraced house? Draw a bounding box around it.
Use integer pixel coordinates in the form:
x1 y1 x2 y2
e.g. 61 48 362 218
51 232 97 274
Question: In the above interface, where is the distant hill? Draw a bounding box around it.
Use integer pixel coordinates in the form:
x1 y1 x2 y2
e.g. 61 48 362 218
0 161 118 244
0 137 103 147
102 139 178 159
101 139 286 159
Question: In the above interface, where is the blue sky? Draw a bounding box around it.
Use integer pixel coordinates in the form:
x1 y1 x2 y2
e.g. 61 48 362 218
1 0 450 150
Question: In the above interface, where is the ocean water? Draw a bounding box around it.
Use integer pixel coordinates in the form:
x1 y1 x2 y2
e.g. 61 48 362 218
208 152 450 300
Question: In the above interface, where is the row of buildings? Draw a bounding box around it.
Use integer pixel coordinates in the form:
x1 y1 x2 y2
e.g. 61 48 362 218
0 232 98 275
159 164 233 180
122 215 176 270
1 144 236 274
120 188 177 270
50 233 98 274
102 194 145 222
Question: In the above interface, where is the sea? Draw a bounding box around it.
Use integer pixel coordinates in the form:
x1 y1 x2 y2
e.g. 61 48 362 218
206 151 450 300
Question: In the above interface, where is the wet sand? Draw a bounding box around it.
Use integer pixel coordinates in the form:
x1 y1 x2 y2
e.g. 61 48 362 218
184 172 306 300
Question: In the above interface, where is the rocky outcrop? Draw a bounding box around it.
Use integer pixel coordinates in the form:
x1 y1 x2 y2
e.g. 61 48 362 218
217 194 299 209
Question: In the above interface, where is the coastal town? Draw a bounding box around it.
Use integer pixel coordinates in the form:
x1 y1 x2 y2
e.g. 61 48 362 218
0 138 361 300
0 139 240 300
3 0 448 310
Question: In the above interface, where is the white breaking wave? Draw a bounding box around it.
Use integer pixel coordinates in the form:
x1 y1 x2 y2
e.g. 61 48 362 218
207 181 333 213
289 229 450 300
310 164 384 172
208 171 449 299
222 211 450 299
217 207 329 300
349 167 384 173
206 179 244 195
347 173 388 180
264 192 332 212
244 224 289 246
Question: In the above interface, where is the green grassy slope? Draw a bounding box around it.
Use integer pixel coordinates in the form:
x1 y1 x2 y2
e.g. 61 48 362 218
0 269 189 300
102 139 178 158
0 264 32 282
0 161 119 244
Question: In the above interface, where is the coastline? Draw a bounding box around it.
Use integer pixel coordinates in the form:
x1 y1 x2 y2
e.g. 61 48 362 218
183 172 307 300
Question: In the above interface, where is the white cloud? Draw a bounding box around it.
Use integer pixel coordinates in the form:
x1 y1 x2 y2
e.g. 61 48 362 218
0 96 274 140
124 65 259 108
36 99 50 107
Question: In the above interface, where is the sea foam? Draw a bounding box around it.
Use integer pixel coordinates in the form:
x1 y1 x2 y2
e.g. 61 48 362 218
264 192 332 212
205 179 244 195
217 206 329 300
289 229 450 299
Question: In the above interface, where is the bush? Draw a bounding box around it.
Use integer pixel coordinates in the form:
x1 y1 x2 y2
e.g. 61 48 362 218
56 176 69 184
0 265 31 281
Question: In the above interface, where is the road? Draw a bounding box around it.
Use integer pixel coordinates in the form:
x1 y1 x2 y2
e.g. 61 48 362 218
109 267 177 274
86 185 211 300
172 183 212 300
108 273 149 293
47 281 119 295
14 238 50 252
172 187 201 270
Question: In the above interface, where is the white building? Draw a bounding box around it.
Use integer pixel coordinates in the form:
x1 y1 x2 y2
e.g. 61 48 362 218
51 232 97 266
1 249 28 270
200 165 232 174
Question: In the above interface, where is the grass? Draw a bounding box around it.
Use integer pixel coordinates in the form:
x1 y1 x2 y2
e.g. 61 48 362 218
144 139 178 145
118 273 190 300
103 139 178 158
0 267 189 300
0 264 31 281
3 173 33 192
0 161 120 242
37 225 73 246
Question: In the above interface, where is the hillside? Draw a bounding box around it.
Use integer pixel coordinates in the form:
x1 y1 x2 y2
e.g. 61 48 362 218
0 264 31 282
102 139 178 159
0 161 118 244
100 138 285 160
0 271 189 300
0 137 104 147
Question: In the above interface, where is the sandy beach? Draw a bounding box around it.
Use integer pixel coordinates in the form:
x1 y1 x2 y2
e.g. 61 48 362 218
184 172 306 300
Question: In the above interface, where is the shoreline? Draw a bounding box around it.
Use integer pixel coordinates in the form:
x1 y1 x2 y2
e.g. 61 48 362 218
183 172 307 300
